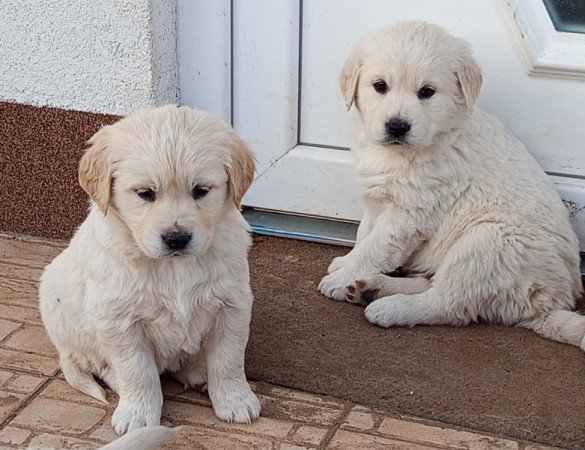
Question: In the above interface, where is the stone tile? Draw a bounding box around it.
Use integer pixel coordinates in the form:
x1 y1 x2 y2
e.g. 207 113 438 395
0 347 58 375
0 238 62 268
11 397 106 435
159 425 273 450
27 433 99 449
378 418 518 450
4 324 57 356
89 420 119 444
327 429 438 449
161 377 212 406
0 277 40 309
0 390 26 422
40 378 113 406
291 425 329 446
259 393 343 426
162 400 294 438
4 373 46 394
0 303 41 324
0 319 21 341
269 386 345 409
0 262 42 284
280 445 313 450
0 426 31 446
0 370 13 386
524 446 564 450
341 407 377 431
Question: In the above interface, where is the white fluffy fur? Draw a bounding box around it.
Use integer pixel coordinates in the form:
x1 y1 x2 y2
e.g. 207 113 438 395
39 105 261 435
319 22 585 350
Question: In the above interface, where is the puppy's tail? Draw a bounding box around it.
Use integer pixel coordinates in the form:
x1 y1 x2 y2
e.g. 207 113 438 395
99 426 179 450
519 310 585 351
60 355 108 404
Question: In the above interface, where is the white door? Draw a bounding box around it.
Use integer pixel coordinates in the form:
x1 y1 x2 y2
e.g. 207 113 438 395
178 0 585 246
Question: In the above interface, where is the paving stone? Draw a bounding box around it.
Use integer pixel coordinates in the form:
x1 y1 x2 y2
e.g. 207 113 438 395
280 445 313 450
162 400 294 438
4 325 57 356
0 238 62 268
259 393 343 426
4 373 46 394
161 377 212 406
0 319 20 341
291 425 329 446
0 347 58 376
0 262 42 284
27 433 99 449
0 426 31 446
88 420 119 444
0 370 13 386
269 386 345 409
159 425 273 449
341 407 377 431
0 277 40 309
327 429 439 449
524 445 564 450
39 378 112 406
378 418 519 449
0 303 42 324
11 397 106 435
0 390 26 422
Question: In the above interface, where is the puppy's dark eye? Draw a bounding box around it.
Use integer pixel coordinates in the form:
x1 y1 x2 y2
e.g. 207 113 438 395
418 86 435 99
192 185 210 200
373 80 388 94
137 189 156 202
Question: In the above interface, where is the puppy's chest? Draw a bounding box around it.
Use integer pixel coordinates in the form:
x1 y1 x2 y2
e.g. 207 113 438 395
141 288 221 360
360 171 464 213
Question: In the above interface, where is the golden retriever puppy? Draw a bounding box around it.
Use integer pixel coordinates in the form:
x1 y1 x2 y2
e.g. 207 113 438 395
39 105 260 434
319 22 585 350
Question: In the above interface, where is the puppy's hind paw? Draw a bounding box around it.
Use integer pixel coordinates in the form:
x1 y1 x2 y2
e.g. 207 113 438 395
171 366 207 391
212 386 261 424
345 280 379 305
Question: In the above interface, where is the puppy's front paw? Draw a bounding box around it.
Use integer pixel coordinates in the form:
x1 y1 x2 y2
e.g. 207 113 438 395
212 384 261 424
327 255 348 274
112 396 162 435
319 272 350 301
346 280 379 305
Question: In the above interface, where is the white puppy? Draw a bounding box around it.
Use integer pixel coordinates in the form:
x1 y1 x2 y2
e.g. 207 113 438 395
39 105 261 434
319 22 585 350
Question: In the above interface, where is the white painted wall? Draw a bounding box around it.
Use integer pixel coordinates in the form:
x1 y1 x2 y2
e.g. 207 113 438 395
0 0 178 115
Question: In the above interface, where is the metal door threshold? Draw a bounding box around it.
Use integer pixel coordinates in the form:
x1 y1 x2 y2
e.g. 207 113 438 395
243 208 357 247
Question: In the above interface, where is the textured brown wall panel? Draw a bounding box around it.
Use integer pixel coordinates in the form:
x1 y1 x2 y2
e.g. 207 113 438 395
0 102 120 239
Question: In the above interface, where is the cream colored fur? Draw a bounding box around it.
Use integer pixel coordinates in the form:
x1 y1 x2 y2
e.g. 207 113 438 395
319 22 585 350
39 105 261 435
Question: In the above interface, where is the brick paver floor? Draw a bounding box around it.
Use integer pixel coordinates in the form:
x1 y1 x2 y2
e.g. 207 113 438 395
0 235 561 449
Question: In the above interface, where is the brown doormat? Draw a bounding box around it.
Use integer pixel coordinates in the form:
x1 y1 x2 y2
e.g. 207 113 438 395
246 235 585 449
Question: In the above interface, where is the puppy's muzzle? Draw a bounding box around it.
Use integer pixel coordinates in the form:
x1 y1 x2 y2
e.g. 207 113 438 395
385 119 411 144
161 231 192 251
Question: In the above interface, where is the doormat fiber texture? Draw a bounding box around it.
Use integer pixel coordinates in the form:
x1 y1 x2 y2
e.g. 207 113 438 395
245 235 585 449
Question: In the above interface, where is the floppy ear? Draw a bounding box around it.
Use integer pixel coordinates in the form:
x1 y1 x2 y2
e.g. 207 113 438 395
339 48 361 110
456 58 483 109
78 127 113 213
226 133 256 209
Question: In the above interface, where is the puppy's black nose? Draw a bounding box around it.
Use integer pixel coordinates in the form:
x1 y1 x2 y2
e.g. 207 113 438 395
162 231 192 251
385 119 411 137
